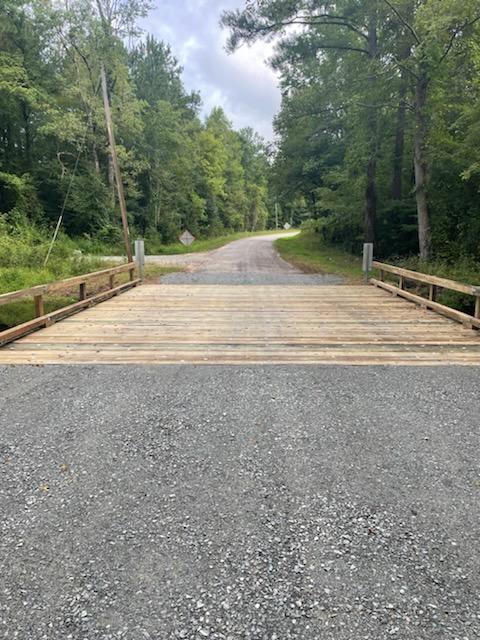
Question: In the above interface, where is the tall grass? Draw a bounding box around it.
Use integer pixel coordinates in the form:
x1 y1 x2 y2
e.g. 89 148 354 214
0 219 106 329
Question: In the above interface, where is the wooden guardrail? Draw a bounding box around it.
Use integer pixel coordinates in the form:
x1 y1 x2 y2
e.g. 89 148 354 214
371 261 480 329
0 262 140 346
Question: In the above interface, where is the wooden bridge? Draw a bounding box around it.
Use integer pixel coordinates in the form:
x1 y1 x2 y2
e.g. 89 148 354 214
0 261 479 365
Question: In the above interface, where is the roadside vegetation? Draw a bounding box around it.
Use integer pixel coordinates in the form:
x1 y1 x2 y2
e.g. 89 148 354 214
278 226 480 314
2 0 480 331
224 1 480 266
276 230 364 283
99 229 292 256
0 233 180 330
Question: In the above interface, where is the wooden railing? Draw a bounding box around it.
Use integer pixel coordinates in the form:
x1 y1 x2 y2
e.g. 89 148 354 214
0 262 140 346
371 261 480 329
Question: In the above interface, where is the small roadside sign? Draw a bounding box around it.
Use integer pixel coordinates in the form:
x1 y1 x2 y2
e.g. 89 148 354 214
179 230 196 247
284 222 292 230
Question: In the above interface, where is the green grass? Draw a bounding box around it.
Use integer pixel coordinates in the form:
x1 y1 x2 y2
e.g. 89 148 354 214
276 230 364 282
0 297 75 331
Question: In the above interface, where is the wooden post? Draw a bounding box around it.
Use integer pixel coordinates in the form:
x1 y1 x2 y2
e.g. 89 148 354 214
79 282 87 301
380 269 385 282
399 275 405 290
429 284 437 302
100 64 133 263
109 275 115 289
475 295 480 320
34 295 44 318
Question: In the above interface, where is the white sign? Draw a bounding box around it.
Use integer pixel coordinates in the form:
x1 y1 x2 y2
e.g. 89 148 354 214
284 222 292 230
179 230 196 247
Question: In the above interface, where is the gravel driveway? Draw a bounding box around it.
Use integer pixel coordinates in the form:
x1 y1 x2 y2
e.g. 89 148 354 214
1 233 479 638
144 233 343 284
1 365 479 639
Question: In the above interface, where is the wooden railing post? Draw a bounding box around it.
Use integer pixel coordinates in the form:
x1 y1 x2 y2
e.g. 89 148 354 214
34 294 44 318
370 261 480 330
0 263 141 347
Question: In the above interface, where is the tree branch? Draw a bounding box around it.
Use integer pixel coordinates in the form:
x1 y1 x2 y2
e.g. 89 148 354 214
382 0 420 45
439 14 480 64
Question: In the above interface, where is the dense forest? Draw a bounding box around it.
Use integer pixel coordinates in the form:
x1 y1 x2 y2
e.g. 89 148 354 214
224 0 480 262
0 0 271 261
1 0 480 272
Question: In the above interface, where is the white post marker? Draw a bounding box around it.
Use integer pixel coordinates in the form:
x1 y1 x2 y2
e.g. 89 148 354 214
284 222 291 231
363 243 374 282
135 239 145 280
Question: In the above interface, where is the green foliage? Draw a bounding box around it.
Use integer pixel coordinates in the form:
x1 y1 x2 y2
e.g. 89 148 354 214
0 0 271 260
275 229 364 282
224 0 480 263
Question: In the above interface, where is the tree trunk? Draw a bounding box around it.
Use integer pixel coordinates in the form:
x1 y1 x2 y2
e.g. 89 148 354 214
364 4 378 244
365 156 377 243
21 102 32 170
391 74 407 200
413 62 431 259
92 142 100 175
107 152 115 204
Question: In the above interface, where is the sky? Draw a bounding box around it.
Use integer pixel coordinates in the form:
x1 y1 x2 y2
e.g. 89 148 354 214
141 0 282 141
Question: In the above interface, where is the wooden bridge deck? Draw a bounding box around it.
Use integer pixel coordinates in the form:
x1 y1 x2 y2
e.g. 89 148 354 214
0 284 479 365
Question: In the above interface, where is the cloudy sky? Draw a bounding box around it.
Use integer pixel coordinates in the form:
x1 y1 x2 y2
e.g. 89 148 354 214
141 0 281 140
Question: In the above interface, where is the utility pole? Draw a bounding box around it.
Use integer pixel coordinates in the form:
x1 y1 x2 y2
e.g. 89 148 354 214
100 64 133 262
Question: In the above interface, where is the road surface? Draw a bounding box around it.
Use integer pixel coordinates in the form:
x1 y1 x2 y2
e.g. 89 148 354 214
148 232 343 284
1 233 479 639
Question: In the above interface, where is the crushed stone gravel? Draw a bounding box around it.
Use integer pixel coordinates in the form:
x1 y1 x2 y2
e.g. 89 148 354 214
0 365 479 639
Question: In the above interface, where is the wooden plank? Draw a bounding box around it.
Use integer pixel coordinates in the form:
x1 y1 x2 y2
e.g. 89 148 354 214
0 284 48 306
47 263 136 293
371 278 480 329
1 284 479 366
0 264 135 306
0 280 140 347
34 295 44 318
373 261 480 296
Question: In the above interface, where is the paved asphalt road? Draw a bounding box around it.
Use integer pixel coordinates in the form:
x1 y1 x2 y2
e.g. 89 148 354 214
1 234 479 639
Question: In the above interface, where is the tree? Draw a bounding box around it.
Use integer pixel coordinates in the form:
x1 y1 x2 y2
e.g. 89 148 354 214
222 0 388 243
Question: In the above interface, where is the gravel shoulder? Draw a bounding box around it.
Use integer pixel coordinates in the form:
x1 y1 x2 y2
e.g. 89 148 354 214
1 365 479 639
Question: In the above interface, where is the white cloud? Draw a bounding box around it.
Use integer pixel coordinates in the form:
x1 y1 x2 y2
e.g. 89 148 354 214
140 1 281 140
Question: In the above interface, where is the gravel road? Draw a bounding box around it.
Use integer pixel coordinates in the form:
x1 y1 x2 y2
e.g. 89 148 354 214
2 233 479 638
1 365 479 639
150 233 344 285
